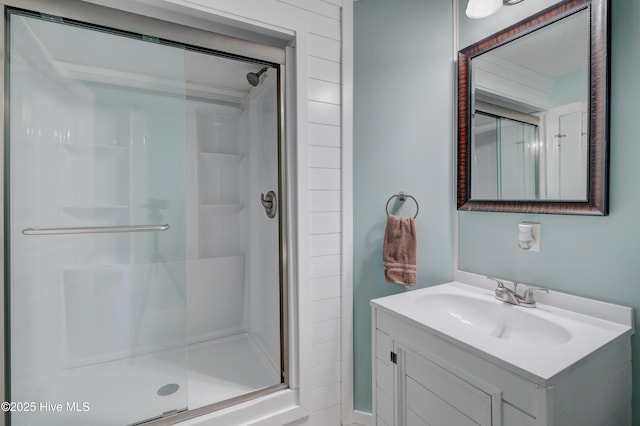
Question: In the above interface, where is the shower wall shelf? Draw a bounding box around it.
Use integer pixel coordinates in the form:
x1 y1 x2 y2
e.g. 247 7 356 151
192 103 247 262
62 143 128 157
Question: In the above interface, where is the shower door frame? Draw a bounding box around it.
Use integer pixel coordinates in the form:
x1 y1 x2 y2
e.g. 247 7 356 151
0 1 291 424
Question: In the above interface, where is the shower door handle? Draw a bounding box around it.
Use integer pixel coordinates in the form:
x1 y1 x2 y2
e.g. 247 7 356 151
21 224 170 235
260 191 277 219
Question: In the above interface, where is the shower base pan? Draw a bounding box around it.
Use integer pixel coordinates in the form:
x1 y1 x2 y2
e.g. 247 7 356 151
12 333 279 426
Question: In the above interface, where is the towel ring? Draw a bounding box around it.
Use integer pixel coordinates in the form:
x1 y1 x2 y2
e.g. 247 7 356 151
385 192 419 219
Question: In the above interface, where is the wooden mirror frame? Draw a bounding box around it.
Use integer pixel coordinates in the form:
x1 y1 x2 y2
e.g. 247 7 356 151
457 0 609 215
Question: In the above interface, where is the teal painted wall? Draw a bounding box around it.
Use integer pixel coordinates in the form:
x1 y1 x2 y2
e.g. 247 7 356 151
353 0 454 412
458 0 640 423
354 0 640 419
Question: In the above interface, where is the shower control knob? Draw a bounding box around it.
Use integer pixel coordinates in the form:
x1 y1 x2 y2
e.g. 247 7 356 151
261 191 277 218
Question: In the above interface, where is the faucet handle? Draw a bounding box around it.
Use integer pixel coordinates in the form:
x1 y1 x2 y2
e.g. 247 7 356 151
486 276 505 288
522 287 549 305
487 276 521 292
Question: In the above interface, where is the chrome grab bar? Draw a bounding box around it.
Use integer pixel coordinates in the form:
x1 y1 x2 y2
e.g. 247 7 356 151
21 224 169 236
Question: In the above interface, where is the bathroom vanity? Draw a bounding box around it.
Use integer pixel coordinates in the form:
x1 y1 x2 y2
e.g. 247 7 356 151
371 277 633 426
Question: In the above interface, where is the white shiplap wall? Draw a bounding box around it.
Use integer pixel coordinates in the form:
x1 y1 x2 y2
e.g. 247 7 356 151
91 0 350 424
298 2 346 425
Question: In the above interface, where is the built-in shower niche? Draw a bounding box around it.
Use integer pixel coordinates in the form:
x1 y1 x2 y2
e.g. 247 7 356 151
188 102 248 338
193 105 247 259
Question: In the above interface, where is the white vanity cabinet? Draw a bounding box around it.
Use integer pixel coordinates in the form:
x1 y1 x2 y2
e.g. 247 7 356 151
371 281 633 426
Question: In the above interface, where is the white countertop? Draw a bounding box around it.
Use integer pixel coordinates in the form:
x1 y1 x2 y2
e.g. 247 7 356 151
371 278 633 383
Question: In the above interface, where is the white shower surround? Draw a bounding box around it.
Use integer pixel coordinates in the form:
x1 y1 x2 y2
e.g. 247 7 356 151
65 1 353 425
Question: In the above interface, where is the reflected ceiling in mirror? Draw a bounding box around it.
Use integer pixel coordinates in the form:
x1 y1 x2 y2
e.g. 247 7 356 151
457 0 609 215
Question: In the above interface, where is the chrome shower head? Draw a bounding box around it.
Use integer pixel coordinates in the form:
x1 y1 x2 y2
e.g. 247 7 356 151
246 67 269 87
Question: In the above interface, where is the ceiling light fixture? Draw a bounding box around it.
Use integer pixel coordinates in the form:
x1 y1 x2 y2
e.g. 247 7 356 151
466 0 525 19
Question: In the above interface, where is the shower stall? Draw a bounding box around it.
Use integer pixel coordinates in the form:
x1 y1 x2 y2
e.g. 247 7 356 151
5 3 288 425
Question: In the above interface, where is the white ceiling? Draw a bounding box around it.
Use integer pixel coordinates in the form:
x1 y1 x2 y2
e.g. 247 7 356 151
489 9 589 78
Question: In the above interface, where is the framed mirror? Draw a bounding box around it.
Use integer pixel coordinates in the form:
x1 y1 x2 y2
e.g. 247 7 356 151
457 0 609 215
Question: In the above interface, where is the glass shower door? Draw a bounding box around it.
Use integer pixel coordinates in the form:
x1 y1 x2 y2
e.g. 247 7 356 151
182 49 285 411
8 11 188 426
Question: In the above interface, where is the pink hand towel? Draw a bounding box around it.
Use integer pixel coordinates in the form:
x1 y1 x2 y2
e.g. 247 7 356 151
383 214 417 286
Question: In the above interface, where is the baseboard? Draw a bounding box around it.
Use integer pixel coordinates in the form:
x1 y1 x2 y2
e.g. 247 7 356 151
352 410 372 426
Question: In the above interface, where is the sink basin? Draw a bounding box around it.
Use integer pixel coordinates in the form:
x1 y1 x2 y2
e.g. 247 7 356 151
372 280 633 381
415 293 572 345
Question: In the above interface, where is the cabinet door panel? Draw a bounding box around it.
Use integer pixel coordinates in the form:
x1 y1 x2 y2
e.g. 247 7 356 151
376 329 393 363
406 377 479 426
406 408 430 426
376 358 393 393
376 415 390 426
504 403 535 426
405 350 492 425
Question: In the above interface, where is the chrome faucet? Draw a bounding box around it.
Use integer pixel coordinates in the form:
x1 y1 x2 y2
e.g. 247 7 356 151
487 276 549 308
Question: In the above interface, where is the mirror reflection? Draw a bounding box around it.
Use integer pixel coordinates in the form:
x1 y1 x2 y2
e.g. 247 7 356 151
470 9 589 201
